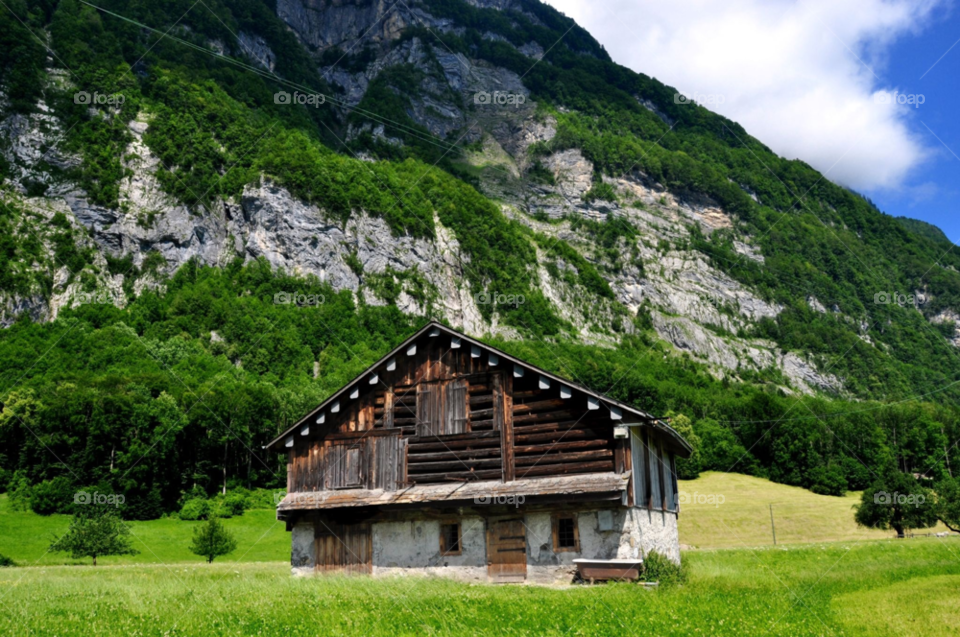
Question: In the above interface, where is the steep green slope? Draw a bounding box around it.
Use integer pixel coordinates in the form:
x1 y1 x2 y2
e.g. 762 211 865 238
896 216 953 246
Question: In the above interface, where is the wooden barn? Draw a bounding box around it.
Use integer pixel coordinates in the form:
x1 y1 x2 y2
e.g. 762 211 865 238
265 322 691 583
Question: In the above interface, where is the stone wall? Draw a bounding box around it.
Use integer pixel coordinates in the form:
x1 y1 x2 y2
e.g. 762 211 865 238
288 505 680 581
525 506 680 584
291 521 315 576
371 517 487 581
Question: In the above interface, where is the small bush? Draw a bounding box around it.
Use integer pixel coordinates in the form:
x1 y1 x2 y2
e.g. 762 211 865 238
222 492 247 517
29 477 75 516
208 500 233 519
6 472 32 511
643 550 685 586
582 181 617 203
179 498 211 521
0 553 15 567
244 488 283 510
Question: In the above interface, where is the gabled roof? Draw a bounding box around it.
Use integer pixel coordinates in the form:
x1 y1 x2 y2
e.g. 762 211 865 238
264 321 692 454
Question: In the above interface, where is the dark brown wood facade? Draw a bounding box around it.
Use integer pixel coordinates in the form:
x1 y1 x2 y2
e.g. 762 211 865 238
274 323 689 515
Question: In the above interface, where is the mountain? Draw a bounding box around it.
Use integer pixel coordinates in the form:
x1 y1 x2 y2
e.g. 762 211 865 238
896 216 953 246
0 0 958 510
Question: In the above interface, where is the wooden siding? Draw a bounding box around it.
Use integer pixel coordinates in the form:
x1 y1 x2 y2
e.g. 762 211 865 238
285 330 675 500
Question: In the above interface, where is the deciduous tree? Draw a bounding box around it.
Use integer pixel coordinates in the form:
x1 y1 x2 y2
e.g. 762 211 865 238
49 509 139 566
854 470 937 538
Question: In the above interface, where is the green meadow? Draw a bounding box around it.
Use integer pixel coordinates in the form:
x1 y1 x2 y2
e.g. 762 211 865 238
0 496 289 566
1 541 957 636
1 475 958 636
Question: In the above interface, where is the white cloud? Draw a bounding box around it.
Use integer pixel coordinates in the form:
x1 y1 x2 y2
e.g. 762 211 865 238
543 0 942 191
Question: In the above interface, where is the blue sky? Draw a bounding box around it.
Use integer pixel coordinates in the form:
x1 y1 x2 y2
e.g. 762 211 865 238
872 7 960 242
546 0 960 243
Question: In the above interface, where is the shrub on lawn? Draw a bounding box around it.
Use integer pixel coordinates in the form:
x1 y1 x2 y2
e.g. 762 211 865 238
243 488 283 510
29 477 75 515
208 499 233 519
643 550 685 587
6 471 32 511
179 498 211 521
221 492 247 517
0 553 15 567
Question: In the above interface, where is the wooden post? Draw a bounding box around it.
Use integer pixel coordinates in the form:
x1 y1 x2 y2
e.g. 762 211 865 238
497 373 515 482
384 388 395 428
769 504 777 546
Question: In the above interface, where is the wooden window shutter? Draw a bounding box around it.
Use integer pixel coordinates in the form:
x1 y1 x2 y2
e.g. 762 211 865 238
661 445 676 512
326 443 362 489
668 452 679 512
343 446 361 487
416 384 440 437
631 428 648 508
445 378 469 435
648 433 662 512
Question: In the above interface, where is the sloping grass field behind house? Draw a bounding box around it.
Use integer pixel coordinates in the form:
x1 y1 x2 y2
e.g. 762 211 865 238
678 472 953 549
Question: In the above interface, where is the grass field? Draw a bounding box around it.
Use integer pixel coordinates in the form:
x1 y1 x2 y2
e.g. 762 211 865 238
0 540 957 635
677 472 953 548
0 496 289 566
1 475 958 635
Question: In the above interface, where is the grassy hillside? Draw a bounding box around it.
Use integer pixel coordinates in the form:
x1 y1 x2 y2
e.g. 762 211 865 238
678 472 953 549
0 539 957 636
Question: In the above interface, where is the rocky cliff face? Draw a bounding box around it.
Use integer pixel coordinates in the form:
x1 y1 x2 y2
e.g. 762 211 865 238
0 0 854 395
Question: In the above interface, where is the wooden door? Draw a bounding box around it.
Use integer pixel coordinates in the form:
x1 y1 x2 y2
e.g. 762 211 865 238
487 518 527 582
314 522 372 575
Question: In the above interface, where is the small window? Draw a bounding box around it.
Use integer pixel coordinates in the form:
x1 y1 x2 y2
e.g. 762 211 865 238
552 514 579 552
440 522 462 555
